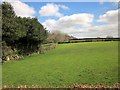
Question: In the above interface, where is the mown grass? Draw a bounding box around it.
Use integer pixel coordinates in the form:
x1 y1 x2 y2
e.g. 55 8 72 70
2 41 118 88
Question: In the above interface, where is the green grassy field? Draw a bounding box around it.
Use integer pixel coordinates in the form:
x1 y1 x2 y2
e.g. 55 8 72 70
2 41 118 87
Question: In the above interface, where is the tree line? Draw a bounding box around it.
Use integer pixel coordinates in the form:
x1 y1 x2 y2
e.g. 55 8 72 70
1 2 48 62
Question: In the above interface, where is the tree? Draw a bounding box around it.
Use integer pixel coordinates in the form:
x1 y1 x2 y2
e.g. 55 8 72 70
106 36 113 38
47 30 70 43
2 2 26 44
106 36 113 41
2 2 48 61
17 17 48 55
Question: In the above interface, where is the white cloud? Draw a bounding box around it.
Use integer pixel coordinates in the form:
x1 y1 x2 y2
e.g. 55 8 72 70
43 9 118 38
97 9 118 24
75 9 118 38
73 23 118 38
99 0 119 5
43 13 94 33
4 0 36 18
39 3 69 17
99 0 119 10
58 4 69 10
58 14 94 27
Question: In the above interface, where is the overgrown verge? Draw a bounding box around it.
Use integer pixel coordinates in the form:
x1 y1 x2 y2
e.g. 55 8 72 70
71 83 120 88
2 42 57 63
1 83 120 89
2 41 23 62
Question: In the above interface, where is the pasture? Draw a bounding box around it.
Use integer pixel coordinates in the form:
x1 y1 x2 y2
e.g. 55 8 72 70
2 41 118 87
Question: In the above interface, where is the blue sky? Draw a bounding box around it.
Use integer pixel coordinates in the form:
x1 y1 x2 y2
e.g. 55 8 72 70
26 2 118 23
6 0 118 38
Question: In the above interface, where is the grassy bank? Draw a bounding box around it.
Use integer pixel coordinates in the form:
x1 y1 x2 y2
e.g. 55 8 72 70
2 41 118 88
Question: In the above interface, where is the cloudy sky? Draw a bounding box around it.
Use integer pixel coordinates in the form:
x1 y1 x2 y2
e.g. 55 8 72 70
4 0 119 38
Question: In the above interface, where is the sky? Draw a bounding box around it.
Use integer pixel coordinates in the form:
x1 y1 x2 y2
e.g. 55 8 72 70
3 0 119 38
